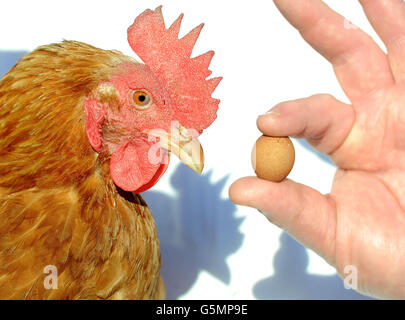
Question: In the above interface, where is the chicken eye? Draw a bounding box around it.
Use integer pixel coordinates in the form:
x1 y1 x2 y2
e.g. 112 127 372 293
133 90 152 109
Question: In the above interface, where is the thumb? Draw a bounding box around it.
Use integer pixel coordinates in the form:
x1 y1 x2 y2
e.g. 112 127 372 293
229 176 337 264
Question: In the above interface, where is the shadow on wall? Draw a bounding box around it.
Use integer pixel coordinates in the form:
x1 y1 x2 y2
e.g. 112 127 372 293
254 232 373 300
0 51 27 77
142 164 244 299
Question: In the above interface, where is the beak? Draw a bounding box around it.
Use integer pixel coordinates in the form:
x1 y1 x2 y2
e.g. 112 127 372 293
148 123 204 174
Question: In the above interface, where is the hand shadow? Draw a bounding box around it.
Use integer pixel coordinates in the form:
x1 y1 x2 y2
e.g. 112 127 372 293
253 232 373 299
142 164 244 299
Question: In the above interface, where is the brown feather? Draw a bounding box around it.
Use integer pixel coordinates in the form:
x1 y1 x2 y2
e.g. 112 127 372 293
0 41 163 299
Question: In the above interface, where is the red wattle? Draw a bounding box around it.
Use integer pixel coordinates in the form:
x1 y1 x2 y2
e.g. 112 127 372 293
134 157 170 193
110 140 168 192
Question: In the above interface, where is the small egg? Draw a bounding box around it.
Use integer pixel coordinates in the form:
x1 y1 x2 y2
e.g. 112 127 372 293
252 135 295 182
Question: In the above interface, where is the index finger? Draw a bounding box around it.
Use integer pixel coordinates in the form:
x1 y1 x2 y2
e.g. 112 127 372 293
274 0 394 102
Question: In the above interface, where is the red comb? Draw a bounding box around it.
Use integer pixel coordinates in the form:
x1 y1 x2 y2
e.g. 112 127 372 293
127 6 222 132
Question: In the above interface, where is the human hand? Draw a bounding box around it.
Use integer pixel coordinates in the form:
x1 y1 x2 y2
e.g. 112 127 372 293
229 0 405 299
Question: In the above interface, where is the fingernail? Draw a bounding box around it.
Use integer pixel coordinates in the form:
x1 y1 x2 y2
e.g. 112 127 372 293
258 109 280 118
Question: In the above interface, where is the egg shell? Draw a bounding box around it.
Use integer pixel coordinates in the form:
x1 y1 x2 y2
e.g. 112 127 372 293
252 136 295 182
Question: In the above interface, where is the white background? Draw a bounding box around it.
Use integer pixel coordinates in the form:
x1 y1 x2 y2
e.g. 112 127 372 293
0 0 377 299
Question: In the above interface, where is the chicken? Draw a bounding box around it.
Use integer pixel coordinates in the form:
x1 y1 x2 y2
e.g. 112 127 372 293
0 6 221 299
